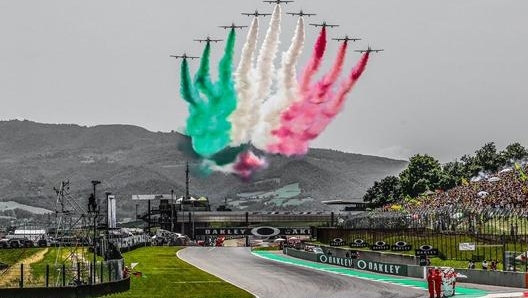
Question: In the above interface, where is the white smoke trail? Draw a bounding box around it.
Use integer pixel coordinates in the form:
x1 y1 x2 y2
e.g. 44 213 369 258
251 5 284 150
257 17 305 148
230 17 259 146
255 4 282 102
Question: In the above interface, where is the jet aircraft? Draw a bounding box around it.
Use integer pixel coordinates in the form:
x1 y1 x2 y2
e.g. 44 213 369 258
287 10 316 17
263 0 293 4
309 21 339 28
219 22 248 30
333 35 361 43
194 36 223 43
241 9 271 17
355 46 384 53
169 53 199 60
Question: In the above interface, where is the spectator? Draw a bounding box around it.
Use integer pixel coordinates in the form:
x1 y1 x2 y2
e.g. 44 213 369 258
468 260 475 270
490 260 497 271
482 260 488 270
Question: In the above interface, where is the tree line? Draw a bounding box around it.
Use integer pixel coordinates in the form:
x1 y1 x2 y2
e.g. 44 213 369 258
363 142 528 207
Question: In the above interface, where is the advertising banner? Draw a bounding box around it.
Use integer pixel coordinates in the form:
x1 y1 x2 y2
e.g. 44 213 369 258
355 259 408 276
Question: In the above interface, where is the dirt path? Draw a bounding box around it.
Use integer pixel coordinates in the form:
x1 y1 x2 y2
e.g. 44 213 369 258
0 248 49 287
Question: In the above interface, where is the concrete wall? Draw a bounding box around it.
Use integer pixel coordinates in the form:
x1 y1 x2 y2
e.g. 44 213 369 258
0 277 130 298
283 247 318 262
284 247 528 288
456 269 526 288
321 245 418 266
407 265 425 279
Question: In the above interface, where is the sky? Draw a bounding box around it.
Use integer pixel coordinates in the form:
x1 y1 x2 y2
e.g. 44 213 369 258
1 0 527 162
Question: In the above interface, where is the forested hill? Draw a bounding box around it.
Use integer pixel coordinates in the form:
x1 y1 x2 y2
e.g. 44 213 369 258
0 120 407 218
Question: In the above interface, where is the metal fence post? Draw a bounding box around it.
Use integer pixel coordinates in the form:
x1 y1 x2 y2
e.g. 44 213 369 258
19 264 23 288
89 262 93 285
108 263 112 282
46 264 49 287
62 263 66 287
77 262 81 284
100 262 104 283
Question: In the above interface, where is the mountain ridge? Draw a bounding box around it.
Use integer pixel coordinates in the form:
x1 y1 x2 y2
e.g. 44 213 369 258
0 119 407 219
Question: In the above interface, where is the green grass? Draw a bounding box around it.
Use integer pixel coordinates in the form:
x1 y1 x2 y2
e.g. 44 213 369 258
29 247 100 286
0 248 43 265
106 247 253 298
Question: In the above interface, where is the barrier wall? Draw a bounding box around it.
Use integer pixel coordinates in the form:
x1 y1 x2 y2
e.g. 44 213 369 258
455 269 526 288
322 245 418 266
0 276 130 298
283 247 318 262
283 247 528 288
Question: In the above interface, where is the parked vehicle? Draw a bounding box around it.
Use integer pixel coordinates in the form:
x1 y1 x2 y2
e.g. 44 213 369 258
0 239 9 248
22 239 35 248
8 239 22 248
37 238 50 247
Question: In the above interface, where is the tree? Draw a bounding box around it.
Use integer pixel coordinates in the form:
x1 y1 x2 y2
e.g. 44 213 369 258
363 176 403 207
399 154 443 197
473 142 505 173
502 142 528 163
460 154 480 178
439 160 467 189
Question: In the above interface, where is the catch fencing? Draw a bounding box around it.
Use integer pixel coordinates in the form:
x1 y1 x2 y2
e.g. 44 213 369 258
0 259 124 289
318 207 528 269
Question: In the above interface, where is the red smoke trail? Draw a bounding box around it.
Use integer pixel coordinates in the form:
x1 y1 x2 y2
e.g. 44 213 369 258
322 51 370 118
269 52 370 156
233 150 266 180
302 52 370 141
266 28 329 154
313 41 348 101
299 27 326 94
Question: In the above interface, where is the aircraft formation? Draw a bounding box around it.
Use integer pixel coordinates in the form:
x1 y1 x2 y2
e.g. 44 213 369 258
170 0 384 178
171 0 383 62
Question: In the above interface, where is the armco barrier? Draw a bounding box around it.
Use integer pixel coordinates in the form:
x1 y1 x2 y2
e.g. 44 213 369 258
0 276 130 298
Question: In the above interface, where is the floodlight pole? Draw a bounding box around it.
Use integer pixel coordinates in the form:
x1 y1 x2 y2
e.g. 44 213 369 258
171 189 174 232
91 180 101 284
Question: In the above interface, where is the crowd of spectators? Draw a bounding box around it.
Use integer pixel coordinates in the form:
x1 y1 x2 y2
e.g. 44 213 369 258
347 164 528 229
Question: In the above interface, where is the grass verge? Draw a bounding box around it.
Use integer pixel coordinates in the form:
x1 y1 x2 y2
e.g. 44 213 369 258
106 246 253 298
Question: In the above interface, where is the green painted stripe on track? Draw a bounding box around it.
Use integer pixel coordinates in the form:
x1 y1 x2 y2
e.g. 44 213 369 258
252 251 488 298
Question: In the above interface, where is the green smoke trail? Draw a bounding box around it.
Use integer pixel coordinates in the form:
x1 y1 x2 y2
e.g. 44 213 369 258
180 59 198 106
216 28 237 114
182 29 238 158
194 43 217 99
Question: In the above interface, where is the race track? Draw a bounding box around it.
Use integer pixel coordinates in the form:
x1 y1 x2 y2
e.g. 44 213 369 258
178 247 425 298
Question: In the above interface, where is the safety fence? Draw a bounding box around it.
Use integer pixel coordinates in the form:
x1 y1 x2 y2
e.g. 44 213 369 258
0 259 124 289
332 209 528 265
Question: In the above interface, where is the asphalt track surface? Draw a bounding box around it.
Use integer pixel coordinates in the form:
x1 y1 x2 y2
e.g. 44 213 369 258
178 247 425 298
